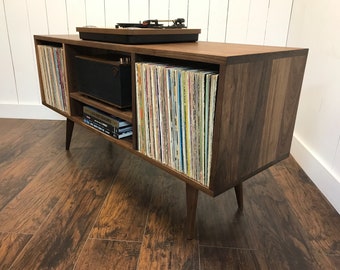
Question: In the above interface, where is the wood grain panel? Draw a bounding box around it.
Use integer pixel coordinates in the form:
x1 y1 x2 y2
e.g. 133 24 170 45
0 118 26 138
243 170 334 269
0 232 32 270
74 239 140 270
137 175 199 270
0 121 125 233
197 189 255 249
235 60 272 177
0 120 65 212
276 55 308 157
328 256 340 268
0 151 78 234
211 58 272 192
0 157 48 211
9 144 125 269
211 52 307 195
200 246 268 270
272 157 340 258
0 119 338 269
258 57 291 165
0 120 66 169
90 155 153 241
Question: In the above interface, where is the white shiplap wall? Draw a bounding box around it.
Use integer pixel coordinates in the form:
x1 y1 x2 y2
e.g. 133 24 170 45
287 0 340 213
0 0 292 114
1 0 339 212
0 0 292 112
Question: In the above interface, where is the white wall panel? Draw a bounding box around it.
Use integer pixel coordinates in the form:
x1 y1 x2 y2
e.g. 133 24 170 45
4 0 40 104
226 0 250 43
26 0 50 105
288 0 340 212
66 0 86 34
264 0 292 46
105 0 129 27
187 0 210 41
27 0 48 35
130 0 149 22
85 0 105 27
246 0 269 45
207 0 228 42
150 0 169 20
289 0 340 167
45 0 68 34
0 2 17 103
169 0 188 23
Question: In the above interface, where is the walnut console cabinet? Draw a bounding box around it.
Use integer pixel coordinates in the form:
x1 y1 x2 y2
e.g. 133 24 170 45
34 34 308 239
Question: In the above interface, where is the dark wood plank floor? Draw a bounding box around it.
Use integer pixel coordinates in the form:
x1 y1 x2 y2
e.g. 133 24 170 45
0 118 339 270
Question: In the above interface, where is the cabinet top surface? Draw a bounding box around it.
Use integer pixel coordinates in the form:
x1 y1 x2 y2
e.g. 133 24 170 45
35 34 308 64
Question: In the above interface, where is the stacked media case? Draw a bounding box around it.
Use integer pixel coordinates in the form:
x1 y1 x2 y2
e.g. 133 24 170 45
135 62 219 186
83 106 132 139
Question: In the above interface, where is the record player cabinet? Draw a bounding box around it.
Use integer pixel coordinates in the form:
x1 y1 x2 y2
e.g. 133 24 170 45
34 34 308 239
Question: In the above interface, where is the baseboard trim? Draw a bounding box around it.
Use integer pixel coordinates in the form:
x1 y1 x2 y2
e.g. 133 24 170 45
0 104 65 120
291 135 340 214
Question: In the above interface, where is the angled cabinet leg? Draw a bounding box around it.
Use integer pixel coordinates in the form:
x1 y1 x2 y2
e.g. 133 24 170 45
186 184 198 240
234 183 243 210
66 118 74 150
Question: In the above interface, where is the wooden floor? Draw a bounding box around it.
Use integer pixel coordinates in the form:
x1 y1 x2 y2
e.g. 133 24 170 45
0 119 339 270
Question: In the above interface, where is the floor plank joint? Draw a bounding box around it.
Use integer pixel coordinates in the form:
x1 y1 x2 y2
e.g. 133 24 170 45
0 119 339 269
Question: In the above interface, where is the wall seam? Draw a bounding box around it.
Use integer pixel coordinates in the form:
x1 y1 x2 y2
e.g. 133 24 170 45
103 0 106 27
263 0 271 45
224 0 230 42
285 0 295 46
2 0 19 104
44 0 50 34
84 0 87 25
206 0 211 41
65 0 70 34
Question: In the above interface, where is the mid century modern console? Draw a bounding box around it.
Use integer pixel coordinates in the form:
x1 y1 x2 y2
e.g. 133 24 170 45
34 34 308 239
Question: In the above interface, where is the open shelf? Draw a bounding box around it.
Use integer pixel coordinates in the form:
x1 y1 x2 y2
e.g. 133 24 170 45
70 92 133 123
71 115 133 150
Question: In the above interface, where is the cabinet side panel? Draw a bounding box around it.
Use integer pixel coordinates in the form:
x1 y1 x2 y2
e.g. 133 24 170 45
211 59 271 192
210 53 307 194
258 57 292 166
276 55 308 157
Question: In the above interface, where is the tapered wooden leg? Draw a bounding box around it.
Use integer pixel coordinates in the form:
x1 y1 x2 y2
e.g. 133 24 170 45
234 183 243 210
66 118 74 150
186 184 198 240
